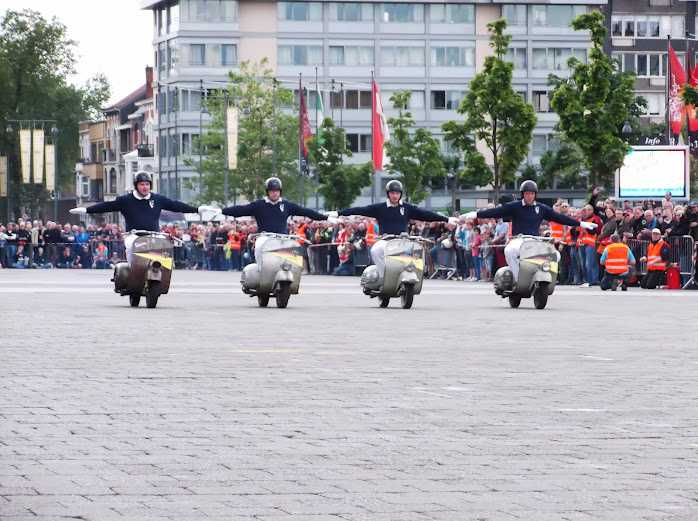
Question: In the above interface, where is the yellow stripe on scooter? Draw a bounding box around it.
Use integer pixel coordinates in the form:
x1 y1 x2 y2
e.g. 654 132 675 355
387 255 423 272
134 253 173 270
521 258 558 274
268 251 304 267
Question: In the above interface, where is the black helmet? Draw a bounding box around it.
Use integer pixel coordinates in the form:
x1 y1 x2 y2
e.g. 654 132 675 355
385 180 403 196
265 177 282 193
133 171 152 189
520 179 538 194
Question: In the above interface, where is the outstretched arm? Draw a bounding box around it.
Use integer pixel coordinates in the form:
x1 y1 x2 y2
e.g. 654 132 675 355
221 202 257 218
287 202 327 222
337 204 381 219
160 196 199 214
85 199 122 215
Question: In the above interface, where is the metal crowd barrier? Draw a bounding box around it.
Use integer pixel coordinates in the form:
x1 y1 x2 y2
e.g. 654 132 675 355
626 235 695 277
430 245 458 279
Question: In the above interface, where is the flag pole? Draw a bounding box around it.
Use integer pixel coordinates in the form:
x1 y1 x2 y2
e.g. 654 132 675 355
371 70 376 204
315 66 319 211
667 36 672 145
299 73 304 205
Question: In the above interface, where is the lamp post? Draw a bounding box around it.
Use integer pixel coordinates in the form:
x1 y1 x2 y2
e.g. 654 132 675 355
272 82 277 176
51 124 59 222
199 100 208 207
621 120 632 144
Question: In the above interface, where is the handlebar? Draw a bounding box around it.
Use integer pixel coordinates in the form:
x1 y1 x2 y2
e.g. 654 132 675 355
248 231 310 244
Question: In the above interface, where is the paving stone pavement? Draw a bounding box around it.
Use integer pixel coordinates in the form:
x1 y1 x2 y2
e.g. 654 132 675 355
1 270 697 521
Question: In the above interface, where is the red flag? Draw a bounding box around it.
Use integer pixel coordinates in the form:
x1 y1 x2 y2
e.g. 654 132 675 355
686 42 698 132
372 80 390 170
299 84 313 158
669 44 687 136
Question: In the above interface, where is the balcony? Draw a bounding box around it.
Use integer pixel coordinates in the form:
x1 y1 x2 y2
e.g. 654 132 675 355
137 144 154 157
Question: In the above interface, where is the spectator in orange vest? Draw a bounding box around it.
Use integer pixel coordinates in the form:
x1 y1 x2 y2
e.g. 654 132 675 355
599 234 635 291
639 229 669 289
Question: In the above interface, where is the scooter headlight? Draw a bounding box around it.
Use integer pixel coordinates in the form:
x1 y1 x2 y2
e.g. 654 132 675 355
281 261 293 271
541 261 551 272
404 262 415 272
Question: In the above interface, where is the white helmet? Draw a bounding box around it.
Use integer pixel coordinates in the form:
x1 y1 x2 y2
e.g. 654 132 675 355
442 238 453 249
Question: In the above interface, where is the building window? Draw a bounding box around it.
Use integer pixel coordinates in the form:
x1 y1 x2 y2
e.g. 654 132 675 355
189 44 205 66
158 42 167 75
533 91 551 113
532 5 586 28
168 40 179 75
187 0 205 21
431 47 475 67
381 46 424 66
220 0 237 22
278 44 323 65
532 48 586 70
329 46 374 66
167 3 179 32
532 135 559 155
611 15 684 39
221 44 237 66
346 133 371 153
278 2 322 21
382 90 425 109
344 90 372 109
329 3 373 21
381 3 424 23
618 53 668 77
640 92 664 116
109 169 117 193
158 6 166 36
431 90 466 110
504 47 527 69
430 4 474 23
502 5 526 26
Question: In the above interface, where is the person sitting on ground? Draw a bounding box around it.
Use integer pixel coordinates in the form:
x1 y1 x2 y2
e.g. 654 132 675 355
639 228 669 289
599 234 635 291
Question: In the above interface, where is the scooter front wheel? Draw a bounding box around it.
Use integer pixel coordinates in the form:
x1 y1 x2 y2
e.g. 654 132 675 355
400 285 414 309
533 282 549 309
508 294 521 308
379 296 390 308
258 295 270 307
276 282 291 309
146 281 161 309
129 294 141 307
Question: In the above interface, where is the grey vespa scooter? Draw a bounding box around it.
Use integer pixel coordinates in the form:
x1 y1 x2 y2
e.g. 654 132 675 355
360 234 425 309
492 235 558 309
240 232 305 308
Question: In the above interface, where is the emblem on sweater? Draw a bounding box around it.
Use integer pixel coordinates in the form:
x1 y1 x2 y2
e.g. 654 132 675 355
535 206 539 214
149 200 155 208
400 207 405 216
280 203 285 212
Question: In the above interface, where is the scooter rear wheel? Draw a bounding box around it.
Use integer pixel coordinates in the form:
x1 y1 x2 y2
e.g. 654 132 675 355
533 282 549 309
129 294 141 307
400 285 414 309
379 296 390 308
508 294 521 308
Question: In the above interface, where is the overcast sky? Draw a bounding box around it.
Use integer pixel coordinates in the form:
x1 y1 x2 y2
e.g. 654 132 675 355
2 0 153 104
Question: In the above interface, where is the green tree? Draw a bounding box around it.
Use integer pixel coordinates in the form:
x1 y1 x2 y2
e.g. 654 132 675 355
384 91 444 204
307 118 372 210
442 18 537 204
186 59 300 205
0 9 110 220
548 11 645 189
537 141 587 190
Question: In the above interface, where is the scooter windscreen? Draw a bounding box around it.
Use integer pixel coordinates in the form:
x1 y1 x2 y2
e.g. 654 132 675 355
519 240 558 274
261 236 304 268
132 235 174 271
385 239 424 272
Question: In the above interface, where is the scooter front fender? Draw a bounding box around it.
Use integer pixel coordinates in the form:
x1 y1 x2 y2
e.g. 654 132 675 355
531 271 553 285
273 269 294 286
399 271 420 294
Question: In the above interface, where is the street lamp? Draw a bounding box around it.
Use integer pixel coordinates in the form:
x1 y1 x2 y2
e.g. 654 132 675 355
622 120 632 145
51 124 59 222
272 82 277 176
199 102 208 206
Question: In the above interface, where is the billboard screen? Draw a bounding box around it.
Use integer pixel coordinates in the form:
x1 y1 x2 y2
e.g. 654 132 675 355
615 147 689 199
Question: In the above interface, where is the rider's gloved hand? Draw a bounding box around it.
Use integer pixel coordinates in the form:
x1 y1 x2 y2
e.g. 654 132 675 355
579 221 598 230
447 216 459 226
464 211 477 221
327 216 341 225
69 207 87 215
198 205 221 214
324 210 339 219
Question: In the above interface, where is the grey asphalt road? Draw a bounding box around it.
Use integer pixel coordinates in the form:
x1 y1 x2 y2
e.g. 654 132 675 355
1 270 697 521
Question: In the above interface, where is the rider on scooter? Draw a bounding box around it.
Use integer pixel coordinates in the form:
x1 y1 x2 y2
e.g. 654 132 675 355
220 177 329 265
463 180 597 290
69 171 217 264
327 180 460 280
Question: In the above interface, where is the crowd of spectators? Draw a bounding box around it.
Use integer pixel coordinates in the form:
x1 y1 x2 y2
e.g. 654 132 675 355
2 190 695 287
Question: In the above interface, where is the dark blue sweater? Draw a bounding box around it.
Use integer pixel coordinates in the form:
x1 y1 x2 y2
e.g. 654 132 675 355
477 201 580 236
338 201 448 235
221 198 327 234
86 192 198 232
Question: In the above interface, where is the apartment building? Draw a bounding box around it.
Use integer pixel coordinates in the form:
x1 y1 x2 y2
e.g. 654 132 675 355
606 0 696 129
142 0 604 208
